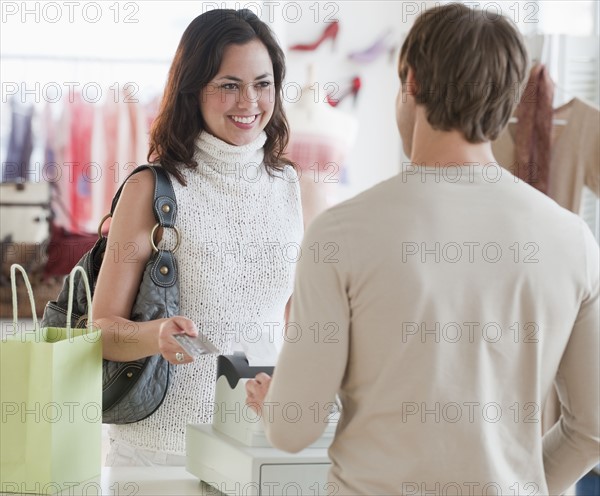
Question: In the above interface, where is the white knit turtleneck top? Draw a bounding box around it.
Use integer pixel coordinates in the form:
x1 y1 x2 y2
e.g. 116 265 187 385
109 131 303 455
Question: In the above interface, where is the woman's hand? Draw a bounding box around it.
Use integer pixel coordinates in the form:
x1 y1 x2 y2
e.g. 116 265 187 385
245 372 272 415
158 316 198 365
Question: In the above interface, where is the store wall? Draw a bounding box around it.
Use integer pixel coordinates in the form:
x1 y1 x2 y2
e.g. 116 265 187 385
275 1 412 200
0 1 416 205
1 1 598 213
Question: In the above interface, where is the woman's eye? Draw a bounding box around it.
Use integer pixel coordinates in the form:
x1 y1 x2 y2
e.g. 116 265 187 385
221 83 239 91
257 81 273 88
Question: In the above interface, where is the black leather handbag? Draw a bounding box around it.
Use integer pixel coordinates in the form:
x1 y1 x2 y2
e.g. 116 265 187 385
41 165 179 424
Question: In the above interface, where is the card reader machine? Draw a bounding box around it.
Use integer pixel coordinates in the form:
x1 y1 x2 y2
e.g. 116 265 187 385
186 353 335 495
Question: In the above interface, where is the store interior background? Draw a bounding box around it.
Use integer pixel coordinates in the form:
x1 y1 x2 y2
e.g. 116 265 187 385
1 0 599 487
2 1 598 230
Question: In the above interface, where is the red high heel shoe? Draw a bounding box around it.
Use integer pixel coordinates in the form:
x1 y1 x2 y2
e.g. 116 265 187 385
290 21 339 51
327 76 362 108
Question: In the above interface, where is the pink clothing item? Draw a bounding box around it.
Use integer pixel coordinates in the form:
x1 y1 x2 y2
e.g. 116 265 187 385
287 133 347 228
99 98 120 227
90 92 150 229
287 133 346 175
67 94 95 232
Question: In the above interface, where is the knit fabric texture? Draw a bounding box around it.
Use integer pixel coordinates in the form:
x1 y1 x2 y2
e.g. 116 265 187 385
109 131 303 455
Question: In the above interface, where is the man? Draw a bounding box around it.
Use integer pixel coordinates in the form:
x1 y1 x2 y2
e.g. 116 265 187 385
246 3 599 495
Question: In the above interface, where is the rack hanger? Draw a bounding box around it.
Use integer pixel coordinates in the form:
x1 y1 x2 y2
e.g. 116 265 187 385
524 34 545 65
508 117 567 126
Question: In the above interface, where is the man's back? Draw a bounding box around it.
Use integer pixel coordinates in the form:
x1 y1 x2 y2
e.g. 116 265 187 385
267 162 599 494
254 5 599 494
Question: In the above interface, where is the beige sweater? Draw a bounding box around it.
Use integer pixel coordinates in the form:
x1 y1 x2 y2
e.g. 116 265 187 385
263 163 599 495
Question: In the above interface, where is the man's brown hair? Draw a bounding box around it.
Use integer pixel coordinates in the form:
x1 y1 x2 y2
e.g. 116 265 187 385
399 3 529 142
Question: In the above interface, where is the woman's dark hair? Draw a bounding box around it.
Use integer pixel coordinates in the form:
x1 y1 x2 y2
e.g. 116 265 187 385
148 9 293 185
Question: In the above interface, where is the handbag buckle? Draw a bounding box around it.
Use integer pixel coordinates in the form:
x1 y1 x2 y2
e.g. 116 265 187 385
150 223 181 253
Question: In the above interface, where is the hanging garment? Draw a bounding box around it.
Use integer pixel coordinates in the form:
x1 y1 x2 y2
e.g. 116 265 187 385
513 64 554 194
4 101 34 182
493 97 600 213
89 95 106 229
43 101 72 230
287 133 348 229
66 93 95 232
547 98 600 211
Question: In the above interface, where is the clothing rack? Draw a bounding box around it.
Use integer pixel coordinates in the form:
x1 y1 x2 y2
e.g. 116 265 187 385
0 53 171 64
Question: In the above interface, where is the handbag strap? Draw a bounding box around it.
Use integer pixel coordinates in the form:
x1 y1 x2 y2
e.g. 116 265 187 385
109 165 177 228
104 165 178 287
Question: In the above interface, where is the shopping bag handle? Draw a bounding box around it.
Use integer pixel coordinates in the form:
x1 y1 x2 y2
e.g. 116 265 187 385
66 266 94 338
10 264 39 328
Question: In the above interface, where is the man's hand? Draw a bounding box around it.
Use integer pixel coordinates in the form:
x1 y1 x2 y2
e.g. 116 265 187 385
245 372 272 416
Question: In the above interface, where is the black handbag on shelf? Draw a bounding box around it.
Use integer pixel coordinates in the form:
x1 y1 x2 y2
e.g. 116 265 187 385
41 165 180 424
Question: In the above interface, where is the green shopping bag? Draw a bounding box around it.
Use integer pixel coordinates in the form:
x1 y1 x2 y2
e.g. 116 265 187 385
1 264 102 495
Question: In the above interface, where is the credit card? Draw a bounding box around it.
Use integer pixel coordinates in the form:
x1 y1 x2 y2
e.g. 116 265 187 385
173 333 219 358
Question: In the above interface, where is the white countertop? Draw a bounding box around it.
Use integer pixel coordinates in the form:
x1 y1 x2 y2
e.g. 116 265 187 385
100 467 216 495
1 468 223 496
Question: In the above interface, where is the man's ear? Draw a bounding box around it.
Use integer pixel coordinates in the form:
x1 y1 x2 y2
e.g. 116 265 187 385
404 67 418 96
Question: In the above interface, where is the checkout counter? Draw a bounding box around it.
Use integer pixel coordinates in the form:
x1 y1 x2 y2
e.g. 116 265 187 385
8 465 333 496
186 354 336 495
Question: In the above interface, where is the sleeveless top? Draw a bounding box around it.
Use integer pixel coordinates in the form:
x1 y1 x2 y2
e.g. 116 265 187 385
109 131 303 454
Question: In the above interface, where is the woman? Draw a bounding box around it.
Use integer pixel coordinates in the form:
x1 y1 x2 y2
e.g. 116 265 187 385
93 8 303 466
